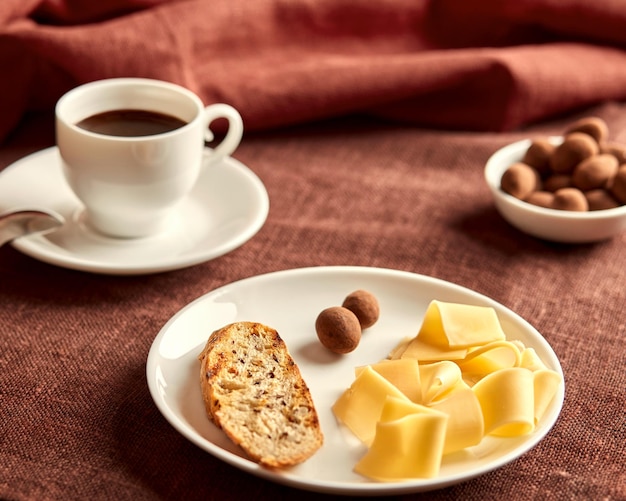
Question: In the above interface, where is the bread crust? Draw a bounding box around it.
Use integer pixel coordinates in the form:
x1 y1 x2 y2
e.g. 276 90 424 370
198 322 323 467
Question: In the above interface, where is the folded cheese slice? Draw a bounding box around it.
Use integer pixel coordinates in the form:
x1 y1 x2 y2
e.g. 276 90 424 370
533 369 562 424
332 366 410 446
354 396 448 480
427 383 484 454
357 358 422 403
472 367 535 437
419 360 464 404
417 300 506 349
456 340 521 379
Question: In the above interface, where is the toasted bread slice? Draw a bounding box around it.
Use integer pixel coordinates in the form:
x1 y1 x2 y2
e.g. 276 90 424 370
198 321 323 468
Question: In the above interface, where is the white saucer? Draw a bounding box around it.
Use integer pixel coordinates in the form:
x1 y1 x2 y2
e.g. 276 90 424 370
0 147 269 275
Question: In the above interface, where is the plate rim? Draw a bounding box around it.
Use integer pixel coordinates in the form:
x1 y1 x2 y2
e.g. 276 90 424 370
146 265 565 495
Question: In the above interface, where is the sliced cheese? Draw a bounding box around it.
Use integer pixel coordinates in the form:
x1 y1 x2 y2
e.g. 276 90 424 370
419 361 463 404
520 347 549 372
533 369 562 424
456 340 521 379
387 336 412 360
472 367 535 437
354 397 448 480
400 336 468 362
332 365 410 446
417 300 506 349
427 384 484 454
378 395 438 423
334 298 563 483
359 358 422 403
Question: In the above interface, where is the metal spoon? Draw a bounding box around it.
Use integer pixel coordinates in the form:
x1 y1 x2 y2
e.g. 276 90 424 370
0 210 65 247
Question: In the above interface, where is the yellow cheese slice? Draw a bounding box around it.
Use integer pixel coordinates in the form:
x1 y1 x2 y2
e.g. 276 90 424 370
400 336 468 362
417 300 506 349
427 385 484 454
533 369 562 424
376 395 434 423
419 361 463 404
354 397 448 480
387 336 412 360
456 340 521 379
358 359 422 403
332 365 410 445
520 347 549 372
472 367 535 437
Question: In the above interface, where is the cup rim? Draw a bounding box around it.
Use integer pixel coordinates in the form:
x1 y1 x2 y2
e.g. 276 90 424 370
55 77 205 141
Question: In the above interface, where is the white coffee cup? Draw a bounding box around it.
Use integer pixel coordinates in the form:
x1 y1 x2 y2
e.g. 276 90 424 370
55 78 243 238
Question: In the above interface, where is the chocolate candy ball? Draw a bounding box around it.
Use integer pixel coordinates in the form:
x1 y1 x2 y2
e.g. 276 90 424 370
585 189 620 211
610 165 626 204
601 141 626 164
565 117 609 145
543 174 572 193
522 139 555 176
315 306 361 354
552 187 589 211
501 162 541 199
550 132 598 174
572 154 618 191
525 190 554 208
342 290 380 329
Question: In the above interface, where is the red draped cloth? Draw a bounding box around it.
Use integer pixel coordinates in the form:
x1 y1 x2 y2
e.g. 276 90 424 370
3 0 626 142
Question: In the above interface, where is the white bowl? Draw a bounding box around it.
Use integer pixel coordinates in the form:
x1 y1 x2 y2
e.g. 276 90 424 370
485 138 626 243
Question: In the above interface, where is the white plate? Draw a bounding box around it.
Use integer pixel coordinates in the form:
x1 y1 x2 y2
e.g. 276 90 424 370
146 266 564 495
0 147 269 275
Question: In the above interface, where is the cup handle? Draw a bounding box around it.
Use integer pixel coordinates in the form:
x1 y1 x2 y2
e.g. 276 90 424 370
202 103 244 163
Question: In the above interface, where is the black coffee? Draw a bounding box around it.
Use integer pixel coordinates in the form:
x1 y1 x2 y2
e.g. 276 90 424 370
76 109 187 137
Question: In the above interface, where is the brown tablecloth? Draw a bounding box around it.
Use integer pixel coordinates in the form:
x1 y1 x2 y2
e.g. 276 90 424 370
1 104 625 500
2 1 626 499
